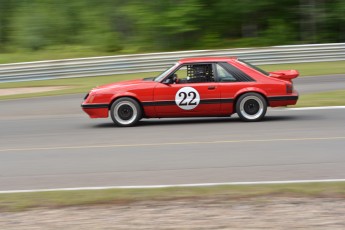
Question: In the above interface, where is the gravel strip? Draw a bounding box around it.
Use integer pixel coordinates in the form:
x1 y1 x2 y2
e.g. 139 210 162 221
1 197 345 229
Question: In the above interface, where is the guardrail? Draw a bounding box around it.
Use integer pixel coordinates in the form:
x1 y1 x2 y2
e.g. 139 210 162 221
1 43 345 83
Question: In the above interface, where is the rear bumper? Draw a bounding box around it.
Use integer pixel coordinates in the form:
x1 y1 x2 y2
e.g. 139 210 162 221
81 103 109 118
268 94 299 107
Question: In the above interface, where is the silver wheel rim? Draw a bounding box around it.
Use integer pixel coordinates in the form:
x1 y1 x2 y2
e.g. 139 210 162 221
239 96 264 120
114 101 138 125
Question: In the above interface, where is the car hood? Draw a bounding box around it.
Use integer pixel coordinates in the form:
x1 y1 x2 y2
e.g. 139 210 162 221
92 79 156 91
94 79 146 89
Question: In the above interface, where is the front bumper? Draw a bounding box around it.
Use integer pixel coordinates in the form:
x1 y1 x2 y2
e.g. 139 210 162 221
81 103 109 118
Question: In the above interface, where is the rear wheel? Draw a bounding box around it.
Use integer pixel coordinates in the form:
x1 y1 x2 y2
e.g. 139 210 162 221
110 97 142 127
236 93 267 122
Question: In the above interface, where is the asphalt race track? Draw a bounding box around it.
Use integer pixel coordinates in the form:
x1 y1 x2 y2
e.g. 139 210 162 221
0 75 345 191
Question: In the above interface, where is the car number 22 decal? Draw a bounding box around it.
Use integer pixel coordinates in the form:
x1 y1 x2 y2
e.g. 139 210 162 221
175 87 200 110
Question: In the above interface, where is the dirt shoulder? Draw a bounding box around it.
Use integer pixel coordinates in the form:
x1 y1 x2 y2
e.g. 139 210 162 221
1 197 344 229
0 86 70 96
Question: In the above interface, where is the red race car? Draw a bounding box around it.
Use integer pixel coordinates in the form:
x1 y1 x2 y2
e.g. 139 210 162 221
82 57 298 126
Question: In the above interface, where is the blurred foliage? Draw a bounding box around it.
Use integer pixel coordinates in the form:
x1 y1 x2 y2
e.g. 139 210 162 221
0 0 345 54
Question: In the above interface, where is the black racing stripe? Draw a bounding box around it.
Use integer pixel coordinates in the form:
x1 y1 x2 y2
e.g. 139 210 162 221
81 104 109 109
142 98 234 106
221 98 234 103
268 96 299 101
201 98 234 104
200 99 221 104
141 102 154 106
142 101 175 106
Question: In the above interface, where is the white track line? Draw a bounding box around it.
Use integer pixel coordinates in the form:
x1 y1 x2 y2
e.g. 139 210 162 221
285 105 345 111
1 179 345 194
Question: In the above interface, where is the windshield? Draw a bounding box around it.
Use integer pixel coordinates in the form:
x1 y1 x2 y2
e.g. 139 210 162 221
238 59 269 76
154 63 179 82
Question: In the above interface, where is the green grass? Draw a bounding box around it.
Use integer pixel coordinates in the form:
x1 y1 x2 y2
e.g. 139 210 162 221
1 182 344 212
0 72 160 100
261 61 345 76
295 90 345 107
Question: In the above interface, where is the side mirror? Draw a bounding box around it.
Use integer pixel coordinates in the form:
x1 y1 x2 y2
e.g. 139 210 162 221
163 73 178 84
163 78 173 84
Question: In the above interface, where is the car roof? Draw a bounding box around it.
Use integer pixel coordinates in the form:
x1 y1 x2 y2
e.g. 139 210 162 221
178 56 238 64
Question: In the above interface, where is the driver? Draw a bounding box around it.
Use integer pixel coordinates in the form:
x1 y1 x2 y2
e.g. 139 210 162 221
172 73 180 84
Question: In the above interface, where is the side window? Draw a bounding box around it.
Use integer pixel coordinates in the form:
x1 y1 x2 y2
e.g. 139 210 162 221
216 64 236 82
172 65 188 82
174 64 215 84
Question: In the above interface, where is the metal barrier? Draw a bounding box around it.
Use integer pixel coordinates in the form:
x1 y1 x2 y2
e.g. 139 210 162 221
1 43 345 83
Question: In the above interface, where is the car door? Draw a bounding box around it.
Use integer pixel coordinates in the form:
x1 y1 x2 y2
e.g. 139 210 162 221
153 64 221 117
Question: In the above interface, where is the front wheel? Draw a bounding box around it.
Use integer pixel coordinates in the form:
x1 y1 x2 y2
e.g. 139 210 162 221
110 97 142 127
236 93 267 122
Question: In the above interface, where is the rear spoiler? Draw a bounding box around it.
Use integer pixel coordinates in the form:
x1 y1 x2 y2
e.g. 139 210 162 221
269 70 299 82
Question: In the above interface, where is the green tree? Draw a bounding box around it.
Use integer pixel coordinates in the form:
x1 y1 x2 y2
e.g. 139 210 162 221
0 0 14 50
10 0 84 50
124 0 202 50
0 0 344 54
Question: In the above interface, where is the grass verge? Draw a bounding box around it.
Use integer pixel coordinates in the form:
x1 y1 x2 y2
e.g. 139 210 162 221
0 72 160 100
261 60 345 76
295 90 345 107
0 182 345 212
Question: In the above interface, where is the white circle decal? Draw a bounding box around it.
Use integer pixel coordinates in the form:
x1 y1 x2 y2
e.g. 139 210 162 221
175 87 200 110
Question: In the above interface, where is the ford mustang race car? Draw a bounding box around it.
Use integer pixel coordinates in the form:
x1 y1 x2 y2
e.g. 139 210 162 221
82 57 298 126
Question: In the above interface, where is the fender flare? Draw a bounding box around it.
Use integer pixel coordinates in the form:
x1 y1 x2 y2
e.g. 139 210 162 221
233 87 269 110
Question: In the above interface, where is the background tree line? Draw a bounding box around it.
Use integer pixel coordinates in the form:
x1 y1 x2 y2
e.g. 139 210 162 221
0 0 344 54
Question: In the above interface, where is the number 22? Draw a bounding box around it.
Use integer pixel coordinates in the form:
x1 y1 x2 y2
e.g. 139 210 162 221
179 92 197 106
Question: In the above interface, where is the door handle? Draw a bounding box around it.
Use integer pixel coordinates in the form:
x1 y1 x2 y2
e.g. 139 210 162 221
208 86 216 90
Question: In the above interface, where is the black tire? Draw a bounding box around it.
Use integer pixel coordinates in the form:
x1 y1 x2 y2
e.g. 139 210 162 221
110 97 142 127
236 93 267 122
